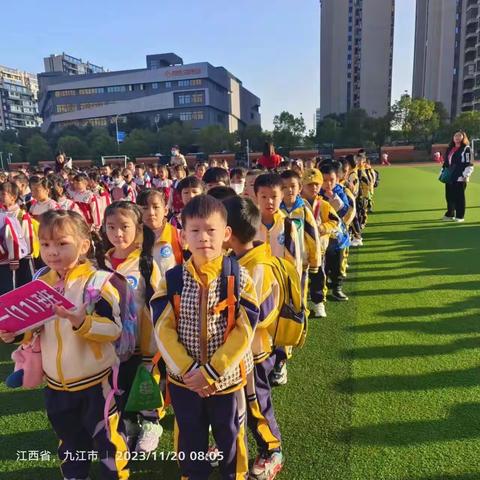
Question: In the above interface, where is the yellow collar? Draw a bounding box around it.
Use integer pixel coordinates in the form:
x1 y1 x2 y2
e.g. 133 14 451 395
238 243 269 268
42 260 94 285
106 247 141 264
185 255 223 287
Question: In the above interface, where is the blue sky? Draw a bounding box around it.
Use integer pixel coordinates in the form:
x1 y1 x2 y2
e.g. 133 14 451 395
0 0 415 130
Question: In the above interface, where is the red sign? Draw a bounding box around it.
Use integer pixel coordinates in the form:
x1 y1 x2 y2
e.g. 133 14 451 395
0 280 75 335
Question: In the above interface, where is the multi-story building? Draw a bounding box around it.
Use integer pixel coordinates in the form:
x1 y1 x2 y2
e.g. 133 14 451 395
44 52 105 76
0 65 42 131
320 0 395 119
38 53 261 133
412 0 480 118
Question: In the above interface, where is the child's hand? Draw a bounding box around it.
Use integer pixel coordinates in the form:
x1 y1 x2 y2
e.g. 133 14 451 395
0 330 16 343
183 368 212 395
53 304 87 329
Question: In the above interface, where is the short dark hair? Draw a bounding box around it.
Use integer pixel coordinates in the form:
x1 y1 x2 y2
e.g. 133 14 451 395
280 170 302 182
0 181 19 200
202 167 230 185
177 175 204 193
181 194 227 228
13 173 29 186
230 167 246 180
345 154 356 169
207 186 238 200
223 196 260 244
320 163 337 176
253 173 283 194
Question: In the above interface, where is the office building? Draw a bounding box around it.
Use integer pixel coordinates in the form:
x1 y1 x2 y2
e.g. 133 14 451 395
38 53 261 133
320 0 395 119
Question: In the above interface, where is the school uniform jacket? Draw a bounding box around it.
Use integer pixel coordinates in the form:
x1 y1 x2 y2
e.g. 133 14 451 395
236 243 281 364
105 248 162 362
320 185 356 226
157 222 183 265
254 210 303 278
305 195 340 253
281 197 322 273
347 168 360 197
151 255 259 394
36 261 122 391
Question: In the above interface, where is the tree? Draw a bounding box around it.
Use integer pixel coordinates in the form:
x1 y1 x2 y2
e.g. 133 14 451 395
391 94 439 144
88 131 117 160
26 134 52 163
197 125 235 154
236 124 269 152
57 136 89 159
317 117 341 146
272 111 306 150
449 111 480 140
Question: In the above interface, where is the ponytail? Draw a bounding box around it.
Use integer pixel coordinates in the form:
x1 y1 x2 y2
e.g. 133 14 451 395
139 224 155 304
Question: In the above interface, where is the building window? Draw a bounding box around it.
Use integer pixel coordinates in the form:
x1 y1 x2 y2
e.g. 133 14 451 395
179 112 192 121
55 89 76 97
192 93 204 103
79 102 106 110
167 113 173 119
106 86 127 93
78 87 104 95
152 82 159 89
192 79 202 86
165 81 172 88
56 104 77 113
192 111 204 120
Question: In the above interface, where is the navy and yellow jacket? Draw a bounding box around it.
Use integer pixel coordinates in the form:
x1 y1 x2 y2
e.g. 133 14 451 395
280 196 322 273
320 185 356 226
36 261 122 391
304 195 340 252
105 248 162 362
236 243 281 363
254 210 303 278
151 255 259 394
346 167 360 197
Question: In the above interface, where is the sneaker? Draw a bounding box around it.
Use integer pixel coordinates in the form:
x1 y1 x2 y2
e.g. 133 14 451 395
207 444 220 467
135 420 163 453
441 216 455 221
124 418 141 451
332 289 349 302
313 302 327 318
454 218 465 223
250 450 284 480
270 362 287 386
350 238 363 247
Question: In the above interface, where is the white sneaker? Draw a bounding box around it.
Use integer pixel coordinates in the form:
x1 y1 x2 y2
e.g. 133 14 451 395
270 362 287 386
441 216 455 221
250 450 284 480
135 420 163 453
454 218 465 223
350 238 363 247
313 303 327 318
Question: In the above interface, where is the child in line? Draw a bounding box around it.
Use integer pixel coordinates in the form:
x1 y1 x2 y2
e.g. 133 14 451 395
28 176 60 220
223 195 284 480
151 195 260 480
13 173 33 211
203 167 230 190
229 167 246 195
96 201 164 453
243 169 263 200
194 161 208 180
137 189 182 269
134 164 151 190
170 175 205 229
49 175 82 214
0 210 129 480
69 173 96 225
280 170 323 317
253 173 302 386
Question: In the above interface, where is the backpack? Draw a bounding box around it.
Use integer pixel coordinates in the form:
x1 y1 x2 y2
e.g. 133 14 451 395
33 267 138 362
259 255 306 348
0 213 29 263
83 270 138 362
166 256 240 337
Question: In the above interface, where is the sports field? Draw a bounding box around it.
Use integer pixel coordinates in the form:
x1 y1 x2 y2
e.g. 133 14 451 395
1 165 479 479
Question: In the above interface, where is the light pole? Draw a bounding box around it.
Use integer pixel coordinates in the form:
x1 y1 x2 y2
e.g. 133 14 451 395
115 115 120 152
471 138 479 161
0 152 3 170
246 139 250 168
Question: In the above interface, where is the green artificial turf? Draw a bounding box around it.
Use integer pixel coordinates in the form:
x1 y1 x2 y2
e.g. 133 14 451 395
0 165 479 479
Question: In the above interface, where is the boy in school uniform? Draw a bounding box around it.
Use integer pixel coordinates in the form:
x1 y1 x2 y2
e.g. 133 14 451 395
223 195 284 480
301 169 341 305
151 195 260 480
279 170 323 317
319 163 353 301
253 173 302 386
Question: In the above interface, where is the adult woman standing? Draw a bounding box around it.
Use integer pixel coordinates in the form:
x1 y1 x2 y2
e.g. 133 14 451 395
257 142 282 170
441 131 474 222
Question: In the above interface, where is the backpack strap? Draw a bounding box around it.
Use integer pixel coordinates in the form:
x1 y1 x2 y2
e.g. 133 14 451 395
166 264 184 326
33 266 50 280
